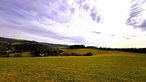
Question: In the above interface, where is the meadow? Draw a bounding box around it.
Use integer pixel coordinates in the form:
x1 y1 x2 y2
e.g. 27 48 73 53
0 49 146 82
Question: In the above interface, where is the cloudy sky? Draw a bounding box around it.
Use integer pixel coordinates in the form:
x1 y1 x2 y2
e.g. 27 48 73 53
0 0 146 48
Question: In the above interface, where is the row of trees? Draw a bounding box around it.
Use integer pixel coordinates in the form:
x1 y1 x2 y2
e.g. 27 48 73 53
32 50 93 56
68 45 85 49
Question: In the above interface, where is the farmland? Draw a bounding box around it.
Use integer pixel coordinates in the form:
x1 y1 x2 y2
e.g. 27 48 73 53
0 49 146 82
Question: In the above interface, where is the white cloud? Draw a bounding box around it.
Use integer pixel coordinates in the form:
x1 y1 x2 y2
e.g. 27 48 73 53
0 0 146 48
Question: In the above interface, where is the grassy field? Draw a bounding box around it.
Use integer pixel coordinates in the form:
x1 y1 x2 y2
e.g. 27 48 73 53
0 49 146 82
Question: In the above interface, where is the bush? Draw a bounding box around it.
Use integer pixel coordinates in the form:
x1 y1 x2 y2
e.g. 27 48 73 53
70 53 81 56
0 52 10 57
84 52 93 56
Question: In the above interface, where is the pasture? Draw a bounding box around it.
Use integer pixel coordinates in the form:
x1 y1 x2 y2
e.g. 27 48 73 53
0 49 146 82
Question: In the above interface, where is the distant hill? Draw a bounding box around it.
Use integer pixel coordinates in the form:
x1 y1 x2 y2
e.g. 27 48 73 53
0 37 68 48
41 42 68 48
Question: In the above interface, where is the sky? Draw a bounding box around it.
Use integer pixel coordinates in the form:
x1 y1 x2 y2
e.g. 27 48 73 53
0 0 146 48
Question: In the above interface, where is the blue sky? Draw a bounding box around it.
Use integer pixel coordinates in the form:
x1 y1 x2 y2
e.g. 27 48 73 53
0 0 146 48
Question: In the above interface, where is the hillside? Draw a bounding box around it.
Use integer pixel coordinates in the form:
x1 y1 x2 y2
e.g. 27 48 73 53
41 42 68 48
0 37 68 47
61 48 142 56
0 37 68 57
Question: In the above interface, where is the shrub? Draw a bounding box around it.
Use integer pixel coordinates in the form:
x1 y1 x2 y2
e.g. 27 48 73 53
70 53 81 56
84 52 93 56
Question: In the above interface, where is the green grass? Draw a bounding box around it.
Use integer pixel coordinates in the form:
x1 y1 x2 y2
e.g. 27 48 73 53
11 42 23 45
0 49 146 82
9 52 32 57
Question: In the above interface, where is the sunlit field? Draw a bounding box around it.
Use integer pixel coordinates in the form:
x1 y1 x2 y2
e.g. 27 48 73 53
0 50 146 82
